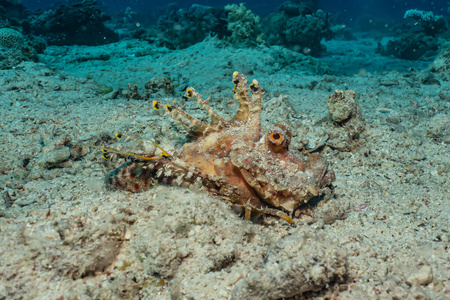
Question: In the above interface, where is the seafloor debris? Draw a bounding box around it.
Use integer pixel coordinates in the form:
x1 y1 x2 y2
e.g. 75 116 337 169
326 89 366 151
230 235 347 299
103 72 335 223
145 77 174 97
2 191 13 208
119 77 174 100
430 47 450 81
407 265 434 286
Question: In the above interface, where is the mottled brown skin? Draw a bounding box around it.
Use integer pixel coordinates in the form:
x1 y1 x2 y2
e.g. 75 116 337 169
106 72 335 223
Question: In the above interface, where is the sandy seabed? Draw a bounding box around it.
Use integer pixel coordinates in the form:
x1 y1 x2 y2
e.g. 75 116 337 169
0 36 448 299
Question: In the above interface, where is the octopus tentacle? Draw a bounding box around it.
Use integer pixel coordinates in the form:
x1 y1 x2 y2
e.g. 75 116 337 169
231 72 263 132
244 201 294 224
230 71 251 123
165 104 211 134
248 78 263 128
186 87 228 129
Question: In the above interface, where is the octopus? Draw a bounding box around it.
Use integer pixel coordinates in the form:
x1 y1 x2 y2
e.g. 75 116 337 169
105 72 335 223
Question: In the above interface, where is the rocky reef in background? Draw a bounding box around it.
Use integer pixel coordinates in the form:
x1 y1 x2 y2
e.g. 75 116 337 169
1 0 118 46
0 0 118 68
0 0 28 28
136 1 332 56
28 0 118 46
150 3 266 49
262 0 332 56
1 0 449 66
0 27 39 69
155 4 226 49
377 9 449 60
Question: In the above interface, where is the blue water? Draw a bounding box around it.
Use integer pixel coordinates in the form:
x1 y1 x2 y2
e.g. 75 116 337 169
11 0 447 71
22 0 447 22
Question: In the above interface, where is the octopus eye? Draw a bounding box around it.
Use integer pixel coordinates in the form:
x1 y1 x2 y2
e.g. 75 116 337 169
152 100 160 110
232 71 240 85
266 124 291 152
166 105 173 112
270 132 282 142
115 132 123 140
270 133 283 141
186 88 193 98
249 79 260 92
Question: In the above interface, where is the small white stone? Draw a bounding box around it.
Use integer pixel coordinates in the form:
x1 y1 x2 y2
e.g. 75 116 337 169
407 265 433 285
124 228 131 240
86 177 104 191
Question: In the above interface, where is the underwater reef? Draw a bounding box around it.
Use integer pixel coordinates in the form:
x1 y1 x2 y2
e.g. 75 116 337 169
3 1 449 62
147 1 332 54
155 3 264 49
0 0 28 28
377 9 449 60
262 0 332 56
0 27 40 69
0 0 118 68
431 47 450 81
156 4 226 50
28 0 118 46
223 3 264 46
2 1 335 56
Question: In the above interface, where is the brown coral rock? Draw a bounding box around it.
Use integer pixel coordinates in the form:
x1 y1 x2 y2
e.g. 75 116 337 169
145 76 174 96
327 89 366 151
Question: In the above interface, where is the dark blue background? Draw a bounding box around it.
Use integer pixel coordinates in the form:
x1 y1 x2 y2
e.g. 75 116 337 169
22 0 447 22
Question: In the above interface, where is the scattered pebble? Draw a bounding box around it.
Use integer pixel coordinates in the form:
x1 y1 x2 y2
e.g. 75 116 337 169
407 265 433 285
15 198 36 207
354 203 368 211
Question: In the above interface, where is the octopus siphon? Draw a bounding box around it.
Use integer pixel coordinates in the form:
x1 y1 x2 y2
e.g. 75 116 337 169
104 72 335 224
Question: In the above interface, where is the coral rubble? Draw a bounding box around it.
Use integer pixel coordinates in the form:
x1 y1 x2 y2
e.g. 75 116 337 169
430 47 450 81
231 235 347 298
326 89 366 151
